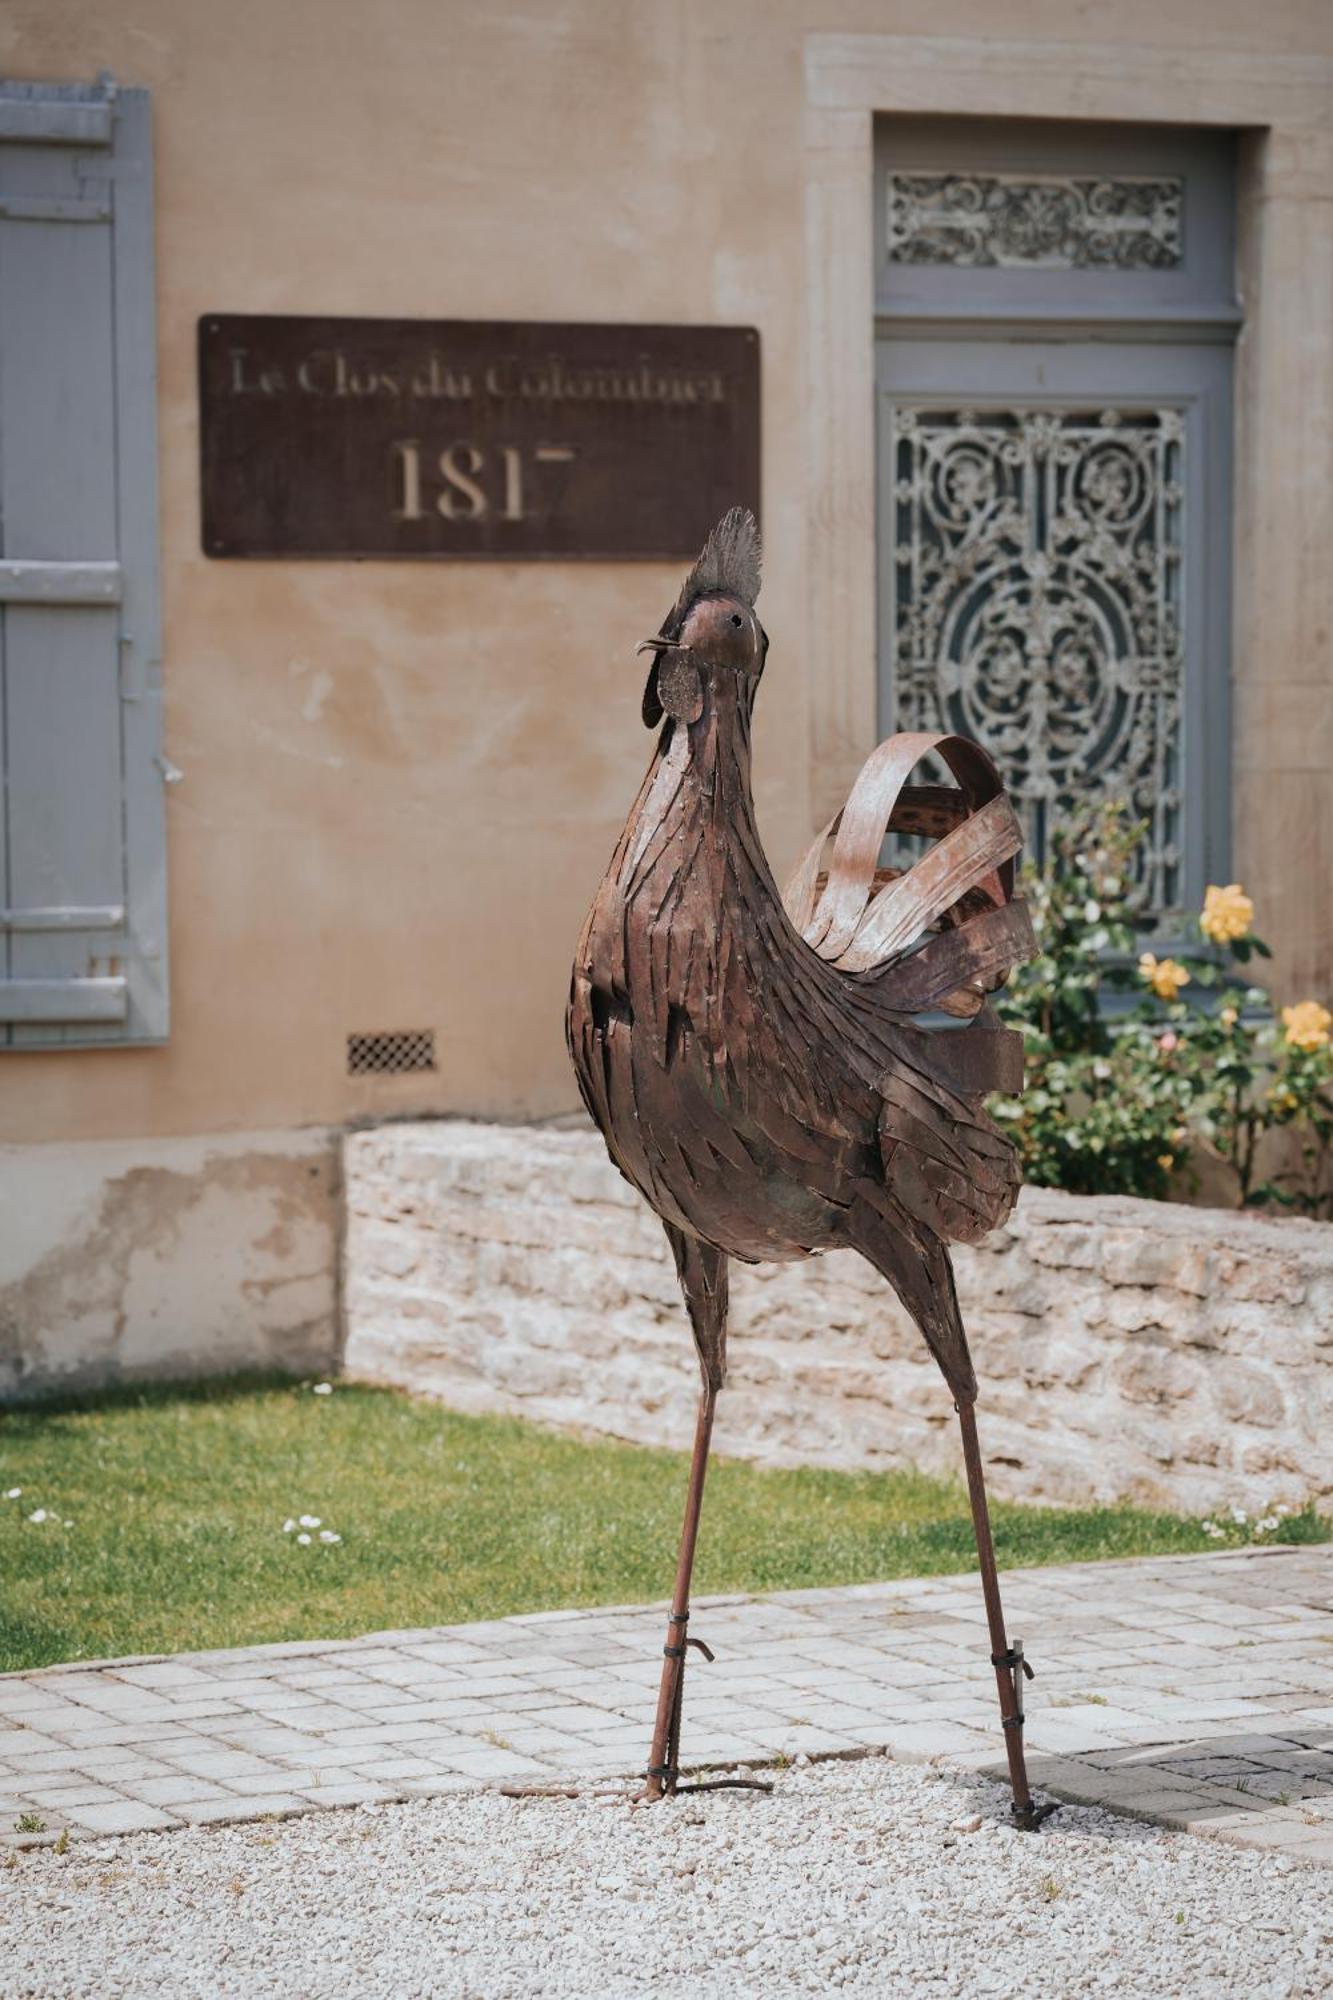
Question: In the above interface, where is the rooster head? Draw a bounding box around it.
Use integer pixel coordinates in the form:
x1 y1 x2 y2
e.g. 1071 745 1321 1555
638 507 767 727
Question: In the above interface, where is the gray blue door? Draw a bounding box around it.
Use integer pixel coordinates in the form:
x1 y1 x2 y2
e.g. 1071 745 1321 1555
875 119 1239 929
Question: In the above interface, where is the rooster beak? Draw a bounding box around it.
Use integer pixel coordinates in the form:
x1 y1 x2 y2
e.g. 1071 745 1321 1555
637 636 673 655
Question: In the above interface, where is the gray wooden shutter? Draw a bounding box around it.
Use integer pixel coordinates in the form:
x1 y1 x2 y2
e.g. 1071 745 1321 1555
0 79 166 1046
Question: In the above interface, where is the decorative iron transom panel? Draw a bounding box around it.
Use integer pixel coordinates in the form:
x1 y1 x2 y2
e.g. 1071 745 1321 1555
889 406 1185 914
886 173 1183 271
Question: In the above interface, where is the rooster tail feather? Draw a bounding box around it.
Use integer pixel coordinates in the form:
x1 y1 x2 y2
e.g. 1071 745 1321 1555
781 731 1032 1017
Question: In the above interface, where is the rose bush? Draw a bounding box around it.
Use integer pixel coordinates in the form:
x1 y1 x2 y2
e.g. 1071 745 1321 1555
989 801 1333 1214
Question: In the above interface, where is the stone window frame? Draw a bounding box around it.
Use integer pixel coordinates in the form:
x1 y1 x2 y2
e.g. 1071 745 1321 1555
801 34 1333 994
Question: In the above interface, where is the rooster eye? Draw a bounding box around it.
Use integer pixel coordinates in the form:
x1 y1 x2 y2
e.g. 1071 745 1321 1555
730 613 742 628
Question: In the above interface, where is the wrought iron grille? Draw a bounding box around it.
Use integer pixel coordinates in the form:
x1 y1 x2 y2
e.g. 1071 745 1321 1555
886 173 1184 271
888 405 1185 916
346 1029 437 1076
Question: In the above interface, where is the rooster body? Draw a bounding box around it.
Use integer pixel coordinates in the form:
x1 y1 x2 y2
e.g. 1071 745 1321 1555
568 513 1028 1399
565 510 1050 1824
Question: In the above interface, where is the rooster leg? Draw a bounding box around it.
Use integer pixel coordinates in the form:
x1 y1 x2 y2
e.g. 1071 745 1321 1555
850 1213 1053 1829
955 1395 1055 1831
643 1373 718 1801
643 1225 769 1801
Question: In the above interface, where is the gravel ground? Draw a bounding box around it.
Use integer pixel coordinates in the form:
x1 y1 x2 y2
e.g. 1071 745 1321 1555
2 1757 1329 1999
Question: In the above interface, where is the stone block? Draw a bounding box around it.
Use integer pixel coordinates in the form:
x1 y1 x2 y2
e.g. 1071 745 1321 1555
1100 1235 1183 1290
1212 1361 1288 1429
1110 1345 1202 1405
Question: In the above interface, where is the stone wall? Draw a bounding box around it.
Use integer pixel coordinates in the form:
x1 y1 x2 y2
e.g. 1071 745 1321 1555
342 1120 1333 1514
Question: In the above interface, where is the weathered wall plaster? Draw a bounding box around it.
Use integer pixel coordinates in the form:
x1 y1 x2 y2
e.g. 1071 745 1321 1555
343 1120 1333 1514
0 1128 340 1400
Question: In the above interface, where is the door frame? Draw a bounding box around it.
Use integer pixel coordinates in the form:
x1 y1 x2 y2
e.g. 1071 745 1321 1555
800 32 1333 991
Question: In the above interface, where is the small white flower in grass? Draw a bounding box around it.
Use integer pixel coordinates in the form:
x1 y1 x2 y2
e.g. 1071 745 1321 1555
1230 1507 1248 1524
63 1520 73 1528
27 1509 47 1524
298 1515 321 1528
282 1519 296 1533
312 1382 333 1396
297 1533 312 1546
5 1488 20 1500
1276 1503 1291 1516
318 1529 341 1544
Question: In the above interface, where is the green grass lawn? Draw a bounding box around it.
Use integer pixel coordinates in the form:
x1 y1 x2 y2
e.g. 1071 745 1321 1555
1 1375 1325 1675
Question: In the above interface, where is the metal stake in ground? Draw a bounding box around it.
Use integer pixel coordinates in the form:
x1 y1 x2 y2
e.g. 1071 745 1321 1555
567 507 1054 1826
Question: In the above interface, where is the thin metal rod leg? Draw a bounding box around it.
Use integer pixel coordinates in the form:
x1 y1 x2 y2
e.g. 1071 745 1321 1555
643 1384 717 1800
956 1397 1050 1830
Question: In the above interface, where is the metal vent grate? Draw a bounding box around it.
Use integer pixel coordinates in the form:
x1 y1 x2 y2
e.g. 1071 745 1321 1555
347 1029 436 1076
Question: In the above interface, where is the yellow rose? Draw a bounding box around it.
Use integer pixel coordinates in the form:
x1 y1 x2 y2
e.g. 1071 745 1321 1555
1200 882 1254 944
1220 1006 1238 1029
1157 1153 1175 1172
1281 1000 1332 1052
1139 953 1191 1002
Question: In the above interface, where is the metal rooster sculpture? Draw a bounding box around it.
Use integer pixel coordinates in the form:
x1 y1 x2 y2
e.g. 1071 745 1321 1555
567 509 1052 1828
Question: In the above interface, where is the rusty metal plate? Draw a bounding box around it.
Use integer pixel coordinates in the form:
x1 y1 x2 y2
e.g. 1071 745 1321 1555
198 316 760 560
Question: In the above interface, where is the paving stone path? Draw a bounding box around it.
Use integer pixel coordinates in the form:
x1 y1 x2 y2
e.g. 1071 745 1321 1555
3 1543 1331 1864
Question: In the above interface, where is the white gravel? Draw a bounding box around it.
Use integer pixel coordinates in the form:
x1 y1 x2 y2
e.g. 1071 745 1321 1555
2 1757 1329 1999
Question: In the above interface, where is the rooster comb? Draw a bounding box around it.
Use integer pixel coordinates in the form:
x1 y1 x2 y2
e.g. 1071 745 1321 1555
667 507 762 630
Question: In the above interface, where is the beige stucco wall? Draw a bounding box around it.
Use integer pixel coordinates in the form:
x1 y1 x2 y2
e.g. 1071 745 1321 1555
1 0 1332 1154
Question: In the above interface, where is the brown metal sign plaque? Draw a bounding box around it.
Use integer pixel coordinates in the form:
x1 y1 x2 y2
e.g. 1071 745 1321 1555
198 316 760 560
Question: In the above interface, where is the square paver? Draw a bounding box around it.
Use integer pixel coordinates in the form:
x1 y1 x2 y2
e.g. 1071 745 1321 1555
65 1801 180 1834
